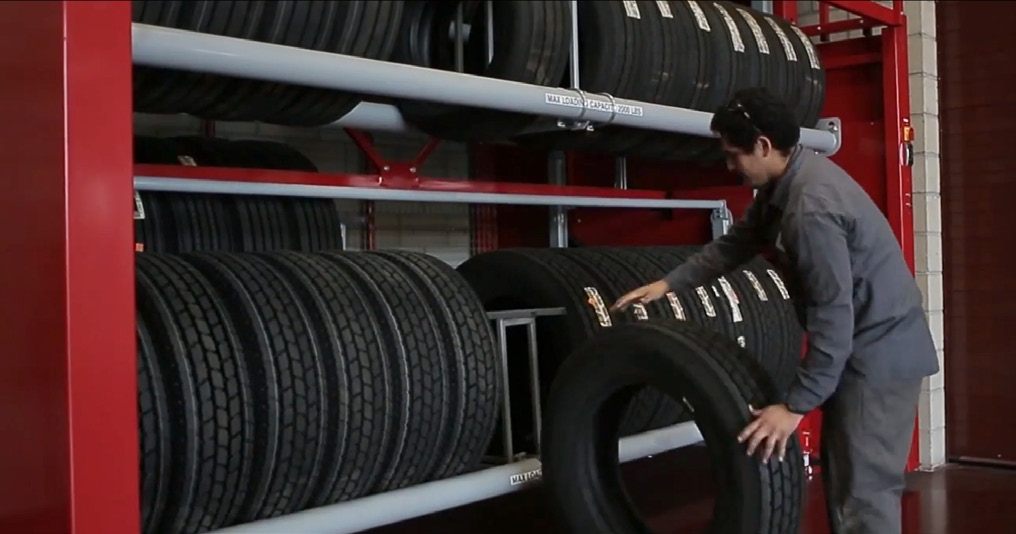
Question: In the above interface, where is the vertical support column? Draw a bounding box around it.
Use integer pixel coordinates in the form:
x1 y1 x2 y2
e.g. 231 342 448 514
548 151 568 248
881 9 923 473
0 2 137 533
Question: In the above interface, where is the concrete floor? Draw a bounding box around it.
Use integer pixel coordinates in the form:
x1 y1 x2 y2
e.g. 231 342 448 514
366 448 1016 533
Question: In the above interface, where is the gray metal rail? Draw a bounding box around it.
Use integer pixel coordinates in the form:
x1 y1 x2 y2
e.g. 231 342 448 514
130 23 840 155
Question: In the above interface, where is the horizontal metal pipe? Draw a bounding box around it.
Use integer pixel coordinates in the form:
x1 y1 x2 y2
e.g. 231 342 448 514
134 176 728 210
131 24 839 154
206 421 703 534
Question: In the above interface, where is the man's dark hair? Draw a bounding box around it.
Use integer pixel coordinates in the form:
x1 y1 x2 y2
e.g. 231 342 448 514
709 87 801 154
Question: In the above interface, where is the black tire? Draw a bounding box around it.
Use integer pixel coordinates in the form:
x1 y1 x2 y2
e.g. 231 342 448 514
370 250 502 478
135 253 254 533
393 0 571 142
512 1 671 153
256 251 393 504
541 320 804 534
315 251 450 491
183 252 329 520
137 312 170 534
457 248 634 455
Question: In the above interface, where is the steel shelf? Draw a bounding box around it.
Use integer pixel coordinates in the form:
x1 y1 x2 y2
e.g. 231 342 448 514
130 23 841 155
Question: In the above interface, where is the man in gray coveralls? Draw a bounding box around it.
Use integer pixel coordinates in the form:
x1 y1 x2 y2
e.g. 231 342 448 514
612 87 939 534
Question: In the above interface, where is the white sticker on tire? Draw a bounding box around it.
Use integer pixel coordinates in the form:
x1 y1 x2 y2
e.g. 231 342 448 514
736 7 770 55
583 287 613 326
789 23 822 70
665 291 686 320
696 287 717 317
742 270 769 302
766 269 791 300
623 0 641 19
687 1 711 32
712 3 745 53
737 335 746 347
764 18 798 62
632 303 650 321
718 277 743 323
656 0 673 18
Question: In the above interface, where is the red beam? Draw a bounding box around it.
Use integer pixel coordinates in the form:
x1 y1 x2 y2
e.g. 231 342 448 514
823 0 903 27
134 164 679 200
801 18 883 38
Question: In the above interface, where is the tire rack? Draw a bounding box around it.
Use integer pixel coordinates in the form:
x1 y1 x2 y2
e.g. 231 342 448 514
201 306 705 534
0 2 917 534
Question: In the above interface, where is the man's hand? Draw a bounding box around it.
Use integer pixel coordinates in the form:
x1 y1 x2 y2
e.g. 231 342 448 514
610 280 670 311
737 404 805 464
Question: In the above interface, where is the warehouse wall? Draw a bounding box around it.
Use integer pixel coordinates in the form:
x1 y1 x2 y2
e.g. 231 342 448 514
795 0 946 469
938 1 1016 464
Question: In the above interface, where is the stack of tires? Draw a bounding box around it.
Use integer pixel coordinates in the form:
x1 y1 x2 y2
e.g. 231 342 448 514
137 250 502 534
134 135 346 253
132 1 825 161
456 246 803 451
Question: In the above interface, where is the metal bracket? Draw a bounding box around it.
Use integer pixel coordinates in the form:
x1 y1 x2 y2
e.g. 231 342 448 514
815 117 842 157
710 203 733 239
485 307 566 464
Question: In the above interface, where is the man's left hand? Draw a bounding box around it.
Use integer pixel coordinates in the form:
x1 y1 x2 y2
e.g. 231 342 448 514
737 404 805 464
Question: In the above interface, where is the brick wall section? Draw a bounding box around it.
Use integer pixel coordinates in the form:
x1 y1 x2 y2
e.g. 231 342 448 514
795 0 945 469
134 113 474 266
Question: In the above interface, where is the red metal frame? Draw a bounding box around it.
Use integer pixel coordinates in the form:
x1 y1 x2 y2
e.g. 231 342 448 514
0 1 918 532
0 2 137 533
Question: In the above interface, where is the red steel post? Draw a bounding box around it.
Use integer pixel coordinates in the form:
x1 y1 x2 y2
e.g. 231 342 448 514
0 2 137 533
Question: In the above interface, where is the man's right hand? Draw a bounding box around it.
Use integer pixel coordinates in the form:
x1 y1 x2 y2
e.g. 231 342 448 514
611 280 670 311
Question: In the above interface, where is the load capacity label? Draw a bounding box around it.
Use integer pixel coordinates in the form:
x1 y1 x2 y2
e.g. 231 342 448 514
545 93 645 117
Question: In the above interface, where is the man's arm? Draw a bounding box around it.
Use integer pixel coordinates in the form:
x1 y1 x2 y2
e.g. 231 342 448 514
783 208 855 414
663 196 769 290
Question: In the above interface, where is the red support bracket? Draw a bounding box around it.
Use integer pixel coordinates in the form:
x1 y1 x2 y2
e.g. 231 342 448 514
344 128 442 188
801 17 884 38
822 0 903 27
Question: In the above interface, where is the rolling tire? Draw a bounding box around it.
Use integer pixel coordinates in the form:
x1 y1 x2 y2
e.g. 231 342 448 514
393 1 571 142
541 320 804 534
183 253 329 520
369 250 502 479
135 254 254 533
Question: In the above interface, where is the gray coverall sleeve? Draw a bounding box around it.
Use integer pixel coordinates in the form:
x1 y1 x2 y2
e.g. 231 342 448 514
784 209 855 413
662 197 768 291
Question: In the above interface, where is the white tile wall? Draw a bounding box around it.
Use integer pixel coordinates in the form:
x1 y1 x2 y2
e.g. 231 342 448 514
134 112 474 267
797 0 946 470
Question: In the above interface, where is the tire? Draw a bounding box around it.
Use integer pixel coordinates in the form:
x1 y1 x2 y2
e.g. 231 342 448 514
256 251 393 504
369 250 502 479
135 2 404 126
512 1 672 153
183 252 329 521
135 253 255 533
134 136 347 253
457 248 632 454
393 0 571 142
541 320 804 534
314 251 451 491
137 312 170 534
457 246 805 444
